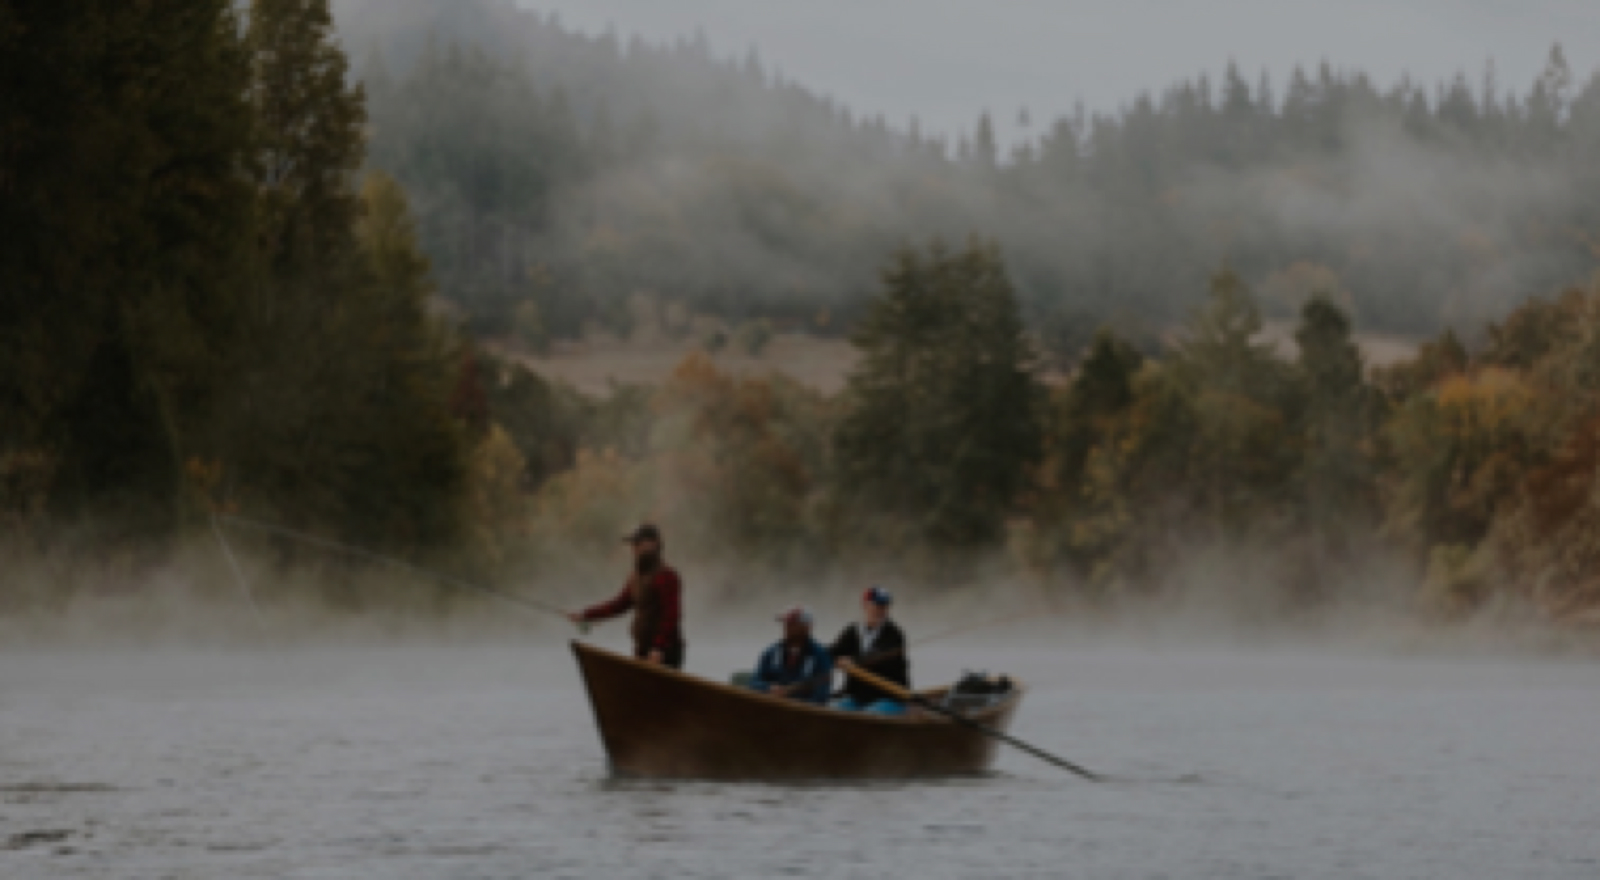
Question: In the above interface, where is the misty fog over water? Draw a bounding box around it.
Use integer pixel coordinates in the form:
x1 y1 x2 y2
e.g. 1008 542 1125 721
3 641 1597 878
9 2 1600 877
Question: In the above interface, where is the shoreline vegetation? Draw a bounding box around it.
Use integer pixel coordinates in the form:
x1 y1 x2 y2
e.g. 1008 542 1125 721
6 1 1600 644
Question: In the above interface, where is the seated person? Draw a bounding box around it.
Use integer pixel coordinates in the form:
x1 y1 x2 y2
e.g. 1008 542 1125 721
828 586 909 715
749 607 834 705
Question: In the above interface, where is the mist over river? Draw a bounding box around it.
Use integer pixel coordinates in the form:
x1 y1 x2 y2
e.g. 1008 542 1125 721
3 639 1597 879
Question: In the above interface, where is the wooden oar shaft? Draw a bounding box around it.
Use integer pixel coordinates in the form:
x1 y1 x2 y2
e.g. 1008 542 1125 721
842 663 1100 782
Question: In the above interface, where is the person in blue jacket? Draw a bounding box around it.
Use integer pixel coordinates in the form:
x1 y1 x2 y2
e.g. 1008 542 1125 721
749 607 834 705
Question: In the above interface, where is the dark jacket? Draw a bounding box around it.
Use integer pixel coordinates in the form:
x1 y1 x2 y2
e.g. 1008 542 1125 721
829 619 909 705
750 637 834 705
580 565 684 659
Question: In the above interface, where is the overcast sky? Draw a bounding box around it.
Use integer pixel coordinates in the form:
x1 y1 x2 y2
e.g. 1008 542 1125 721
513 0 1598 144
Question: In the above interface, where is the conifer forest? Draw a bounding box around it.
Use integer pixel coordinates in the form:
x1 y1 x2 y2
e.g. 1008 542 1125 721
8 0 1600 627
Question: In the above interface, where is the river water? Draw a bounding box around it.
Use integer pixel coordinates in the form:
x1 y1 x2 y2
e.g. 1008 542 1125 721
3 637 1597 878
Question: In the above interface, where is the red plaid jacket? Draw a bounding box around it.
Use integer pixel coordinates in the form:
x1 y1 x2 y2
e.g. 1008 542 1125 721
581 567 683 653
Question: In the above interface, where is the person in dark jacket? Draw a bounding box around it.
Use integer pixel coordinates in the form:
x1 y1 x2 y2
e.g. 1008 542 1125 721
567 523 686 669
749 607 833 705
829 586 909 715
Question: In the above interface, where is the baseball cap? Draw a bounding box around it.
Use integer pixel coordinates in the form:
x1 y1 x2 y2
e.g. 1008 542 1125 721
863 586 894 607
776 606 814 626
622 523 662 544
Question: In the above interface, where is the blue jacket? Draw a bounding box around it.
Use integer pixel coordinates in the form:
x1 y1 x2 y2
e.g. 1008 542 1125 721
750 637 834 705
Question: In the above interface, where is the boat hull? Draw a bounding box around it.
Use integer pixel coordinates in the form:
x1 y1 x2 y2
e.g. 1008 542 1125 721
571 640 1023 779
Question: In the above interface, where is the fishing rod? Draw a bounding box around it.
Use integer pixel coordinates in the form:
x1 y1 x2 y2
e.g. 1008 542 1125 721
212 513 572 621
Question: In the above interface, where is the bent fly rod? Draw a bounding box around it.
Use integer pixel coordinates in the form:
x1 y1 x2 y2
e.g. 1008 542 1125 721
211 513 571 621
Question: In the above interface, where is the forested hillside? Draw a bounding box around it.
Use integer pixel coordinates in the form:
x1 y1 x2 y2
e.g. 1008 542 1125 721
337 0 1600 352
7 0 1600 629
1 1 465 555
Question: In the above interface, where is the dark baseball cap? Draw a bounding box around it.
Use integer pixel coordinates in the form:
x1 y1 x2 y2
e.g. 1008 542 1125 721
622 523 662 544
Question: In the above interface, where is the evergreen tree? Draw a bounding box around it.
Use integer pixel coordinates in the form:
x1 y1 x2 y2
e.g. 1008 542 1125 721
1294 296 1375 583
1043 327 1145 559
0 6 124 449
1 2 255 535
339 174 466 548
1170 270 1297 534
1170 268 1277 396
973 111 999 170
833 240 1044 557
248 0 367 273
218 0 465 549
1529 43 1572 149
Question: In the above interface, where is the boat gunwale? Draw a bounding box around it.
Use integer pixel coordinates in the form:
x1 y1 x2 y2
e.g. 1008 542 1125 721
571 639 1024 728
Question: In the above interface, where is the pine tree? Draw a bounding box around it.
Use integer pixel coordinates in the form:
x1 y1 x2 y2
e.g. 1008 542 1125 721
1 2 255 534
1294 296 1374 576
833 239 1044 558
1170 268 1277 396
973 111 999 170
1169 270 1298 535
247 0 367 273
1047 328 1144 513
1525 43 1571 153
0 6 125 449
342 173 466 547
219 0 466 550
1040 118 1080 186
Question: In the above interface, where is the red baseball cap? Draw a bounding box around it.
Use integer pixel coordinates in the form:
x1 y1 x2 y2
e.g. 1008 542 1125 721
775 606 814 626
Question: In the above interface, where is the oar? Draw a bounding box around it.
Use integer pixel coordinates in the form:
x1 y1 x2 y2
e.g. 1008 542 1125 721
841 663 1100 782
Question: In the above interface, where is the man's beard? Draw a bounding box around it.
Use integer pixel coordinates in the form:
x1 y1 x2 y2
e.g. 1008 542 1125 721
635 551 661 575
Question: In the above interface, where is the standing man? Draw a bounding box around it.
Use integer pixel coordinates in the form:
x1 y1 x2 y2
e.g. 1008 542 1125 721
567 523 685 669
748 607 834 705
829 586 909 714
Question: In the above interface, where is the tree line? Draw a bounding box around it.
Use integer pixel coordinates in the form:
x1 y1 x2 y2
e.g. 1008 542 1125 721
337 0 1600 352
459 237 1600 623
2 0 464 555
5 1 1600 625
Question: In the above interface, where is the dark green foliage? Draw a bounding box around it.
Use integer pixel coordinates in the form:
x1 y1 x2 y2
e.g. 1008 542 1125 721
16 0 1600 622
0 1 255 533
1293 297 1376 588
1165 273 1299 535
1034 328 1145 580
834 240 1046 553
213 3 468 551
1169 269 1280 397
45 321 180 538
1049 328 1144 503
248 0 367 274
0 0 468 554
1479 289 1585 371
1297 297 1365 402
482 358 586 489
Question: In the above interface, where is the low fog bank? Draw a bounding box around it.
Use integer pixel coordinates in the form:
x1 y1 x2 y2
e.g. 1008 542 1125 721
4 531 1595 663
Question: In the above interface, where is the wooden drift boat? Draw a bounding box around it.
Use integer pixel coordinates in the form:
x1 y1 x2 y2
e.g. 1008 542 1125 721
571 640 1025 779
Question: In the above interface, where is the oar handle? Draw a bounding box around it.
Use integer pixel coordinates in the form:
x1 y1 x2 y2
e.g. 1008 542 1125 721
837 661 916 703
